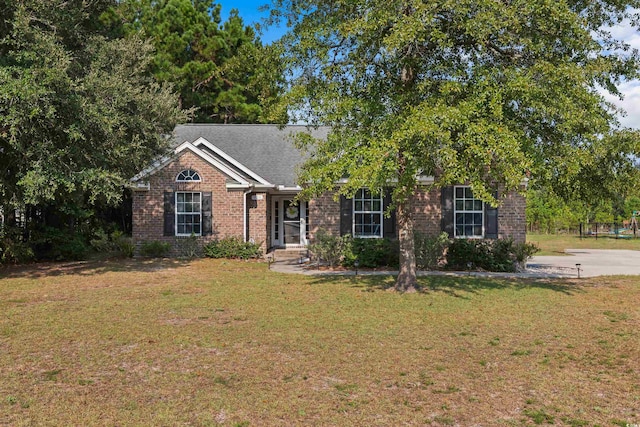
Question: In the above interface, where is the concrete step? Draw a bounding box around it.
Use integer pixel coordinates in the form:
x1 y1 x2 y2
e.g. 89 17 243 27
268 249 309 262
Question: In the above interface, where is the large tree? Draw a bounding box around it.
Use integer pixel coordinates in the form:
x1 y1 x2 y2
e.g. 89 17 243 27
115 0 285 123
270 0 640 291
0 0 186 219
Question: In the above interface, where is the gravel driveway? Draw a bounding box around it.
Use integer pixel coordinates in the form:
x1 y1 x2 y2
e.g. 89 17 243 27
527 249 640 278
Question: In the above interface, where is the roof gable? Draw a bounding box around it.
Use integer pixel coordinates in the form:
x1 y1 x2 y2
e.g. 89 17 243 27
173 124 330 187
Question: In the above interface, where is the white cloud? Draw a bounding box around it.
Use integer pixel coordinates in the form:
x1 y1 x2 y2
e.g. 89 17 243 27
603 80 640 129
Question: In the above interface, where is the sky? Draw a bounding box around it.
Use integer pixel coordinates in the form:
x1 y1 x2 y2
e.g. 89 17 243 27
222 1 640 129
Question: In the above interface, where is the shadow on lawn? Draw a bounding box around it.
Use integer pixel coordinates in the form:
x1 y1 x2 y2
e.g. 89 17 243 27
306 274 583 297
0 258 192 279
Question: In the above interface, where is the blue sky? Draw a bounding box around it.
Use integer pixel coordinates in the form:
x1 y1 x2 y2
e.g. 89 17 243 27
219 0 285 44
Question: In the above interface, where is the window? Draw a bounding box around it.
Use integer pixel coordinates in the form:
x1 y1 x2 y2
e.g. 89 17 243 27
454 186 483 238
353 188 383 238
176 192 201 236
176 169 201 182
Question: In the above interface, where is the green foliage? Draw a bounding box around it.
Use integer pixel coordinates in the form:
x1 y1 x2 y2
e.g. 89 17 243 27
31 227 89 261
116 1 285 123
203 237 262 260
114 234 135 258
446 238 539 272
0 0 186 257
271 0 640 288
174 235 201 259
342 237 399 268
308 229 346 267
139 240 171 258
0 227 34 264
90 229 134 258
414 232 450 270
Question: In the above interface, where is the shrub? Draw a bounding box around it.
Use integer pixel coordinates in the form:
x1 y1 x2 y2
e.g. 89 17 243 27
0 227 34 264
139 240 171 258
90 229 116 252
445 238 539 272
31 227 89 261
414 232 450 270
203 237 262 260
174 234 200 259
342 237 399 268
308 229 346 267
111 231 135 258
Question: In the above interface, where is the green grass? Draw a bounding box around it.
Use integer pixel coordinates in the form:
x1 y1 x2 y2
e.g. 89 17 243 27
528 232 640 255
1 259 639 425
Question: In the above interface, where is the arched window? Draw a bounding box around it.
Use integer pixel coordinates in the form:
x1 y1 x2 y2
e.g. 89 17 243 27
176 169 201 182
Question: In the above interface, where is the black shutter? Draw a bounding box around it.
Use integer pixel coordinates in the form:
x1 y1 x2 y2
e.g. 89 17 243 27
485 190 499 239
163 192 175 236
202 192 212 236
383 188 396 238
339 195 352 236
441 186 454 238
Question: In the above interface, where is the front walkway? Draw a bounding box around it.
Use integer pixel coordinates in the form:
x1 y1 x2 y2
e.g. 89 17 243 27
269 249 640 279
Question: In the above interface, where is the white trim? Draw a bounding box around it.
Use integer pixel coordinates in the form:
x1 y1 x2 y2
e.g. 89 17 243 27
334 176 434 185
193 137 273 186
277 185 303 191
176 169 202 182
130 141 250 186
453 185 484 238
243 189 252 242
352 189 384 238
271 196 307 247
175 141 250 185
175 191 203 237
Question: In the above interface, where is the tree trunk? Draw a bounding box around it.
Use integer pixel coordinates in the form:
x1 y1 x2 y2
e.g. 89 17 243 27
395 195 417 292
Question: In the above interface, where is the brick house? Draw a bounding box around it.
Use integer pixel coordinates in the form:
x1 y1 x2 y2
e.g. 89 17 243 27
131 124 526 253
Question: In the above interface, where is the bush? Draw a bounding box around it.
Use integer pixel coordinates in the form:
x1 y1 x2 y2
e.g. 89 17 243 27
111 231 135 258
139 240 171 258
90 230 134 258
0 227 34 264
31 227 89 261
414 232 450 270
342 237 399 268
446 238 539 272
203 237 262 260
174 234 200 259
308 229 346 267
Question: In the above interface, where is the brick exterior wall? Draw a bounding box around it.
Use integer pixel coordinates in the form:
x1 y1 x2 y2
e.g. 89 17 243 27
307 192 341 238
413 187 442 236
306 186 526 243
498 190 526 243
133 151 526 253
132 150 267 255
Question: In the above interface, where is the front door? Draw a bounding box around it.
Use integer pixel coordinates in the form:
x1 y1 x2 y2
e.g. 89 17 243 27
272 198 307 247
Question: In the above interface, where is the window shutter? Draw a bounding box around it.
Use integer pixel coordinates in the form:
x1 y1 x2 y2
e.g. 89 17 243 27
339 195 352 236
441 186 454 238
202 192 212 236
485 191 499 239
163 192 175 236
383 188 396 238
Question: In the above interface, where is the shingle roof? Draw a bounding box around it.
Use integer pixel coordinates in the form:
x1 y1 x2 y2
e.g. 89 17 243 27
173 124 329 187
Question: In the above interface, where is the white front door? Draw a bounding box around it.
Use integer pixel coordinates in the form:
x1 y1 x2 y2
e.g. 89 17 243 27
272 198 307 247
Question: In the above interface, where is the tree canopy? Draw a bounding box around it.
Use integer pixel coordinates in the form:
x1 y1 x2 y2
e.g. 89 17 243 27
114 0 286 123
270 0 640 290
0 0 186 212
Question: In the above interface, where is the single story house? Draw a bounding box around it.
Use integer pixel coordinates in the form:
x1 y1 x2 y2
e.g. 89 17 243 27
130 124 526 253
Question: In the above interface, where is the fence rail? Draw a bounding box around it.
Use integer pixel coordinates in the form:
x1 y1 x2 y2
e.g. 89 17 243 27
579 222 639 239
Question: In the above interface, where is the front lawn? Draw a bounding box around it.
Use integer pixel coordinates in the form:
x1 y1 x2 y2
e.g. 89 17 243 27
1 259 639 425
528 232 640 255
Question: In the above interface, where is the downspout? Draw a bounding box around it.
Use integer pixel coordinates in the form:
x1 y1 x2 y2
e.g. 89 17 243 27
243 187 253 242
